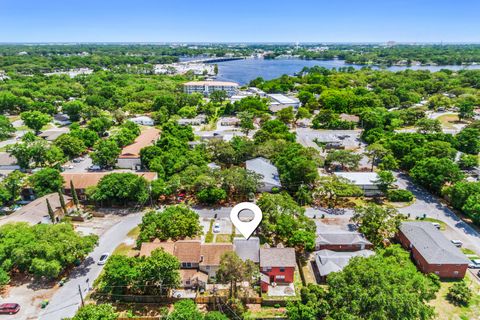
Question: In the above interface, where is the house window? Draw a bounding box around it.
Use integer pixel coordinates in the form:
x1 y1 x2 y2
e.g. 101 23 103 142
206 266 210 270
276 275 285 281
453 271 459 275
434 271 440 275
263 267 272 272
186 280 190 285
279 267 285 272
182 262 192 268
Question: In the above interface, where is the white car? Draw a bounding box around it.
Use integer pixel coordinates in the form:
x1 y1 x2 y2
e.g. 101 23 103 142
468 259 480 269
450 240 463 247
213 223 221 233
98 253 109 265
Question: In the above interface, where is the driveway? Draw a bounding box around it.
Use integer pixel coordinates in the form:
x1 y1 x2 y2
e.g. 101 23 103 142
38 212 144 320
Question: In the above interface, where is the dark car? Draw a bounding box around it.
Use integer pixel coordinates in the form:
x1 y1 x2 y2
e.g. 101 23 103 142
0 303 20 315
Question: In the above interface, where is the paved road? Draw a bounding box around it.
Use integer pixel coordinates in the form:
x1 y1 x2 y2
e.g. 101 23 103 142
394 172 480 254
39 212 144 320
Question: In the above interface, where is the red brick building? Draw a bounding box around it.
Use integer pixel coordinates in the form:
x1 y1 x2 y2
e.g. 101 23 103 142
260 246 296 293
398 222 470 279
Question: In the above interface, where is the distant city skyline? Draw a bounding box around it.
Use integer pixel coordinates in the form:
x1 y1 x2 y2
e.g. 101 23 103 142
1 0 479 43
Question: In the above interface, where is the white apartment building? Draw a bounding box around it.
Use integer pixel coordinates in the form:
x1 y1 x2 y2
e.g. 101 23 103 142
183 80 239 97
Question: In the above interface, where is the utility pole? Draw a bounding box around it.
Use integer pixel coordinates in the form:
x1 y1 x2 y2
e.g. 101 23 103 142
78 284 84 307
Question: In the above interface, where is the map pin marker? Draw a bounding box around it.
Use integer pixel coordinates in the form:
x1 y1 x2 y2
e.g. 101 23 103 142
230 202 263 240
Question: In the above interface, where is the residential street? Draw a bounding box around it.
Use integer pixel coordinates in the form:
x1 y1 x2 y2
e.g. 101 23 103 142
38 212 144 320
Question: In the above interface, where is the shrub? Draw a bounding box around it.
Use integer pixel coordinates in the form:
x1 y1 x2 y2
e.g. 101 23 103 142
197 187 227 204
447 281 472 306
387 189 414 202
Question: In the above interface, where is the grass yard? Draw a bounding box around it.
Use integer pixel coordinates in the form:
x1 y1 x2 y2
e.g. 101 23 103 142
215 234 232 243
244 306 287 319
437 114 460 129
430 273 480 320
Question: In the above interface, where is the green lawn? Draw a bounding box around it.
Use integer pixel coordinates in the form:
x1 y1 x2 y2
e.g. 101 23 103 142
430 273 480 320
215 234 232 243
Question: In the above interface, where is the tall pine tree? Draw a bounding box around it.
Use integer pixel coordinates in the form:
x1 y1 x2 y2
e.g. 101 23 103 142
46 198 55 224
58 190 68 215
70 180 80 209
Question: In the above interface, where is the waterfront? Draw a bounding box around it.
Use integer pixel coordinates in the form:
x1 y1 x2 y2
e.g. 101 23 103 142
212 58 480 85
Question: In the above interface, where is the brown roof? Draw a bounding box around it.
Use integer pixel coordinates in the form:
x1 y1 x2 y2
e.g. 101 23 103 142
62 171 157 189
4 193 72 225
339 113 360 122
0 152 17 166
174 240 202 263
260 247 296 268
119 128 160 159
139 240 175 257
200 243 233 266
179 269 209 283
140 240 233 266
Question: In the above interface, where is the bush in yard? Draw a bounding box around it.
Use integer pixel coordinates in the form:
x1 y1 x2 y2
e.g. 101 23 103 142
387 189 414 202
447 281 472 306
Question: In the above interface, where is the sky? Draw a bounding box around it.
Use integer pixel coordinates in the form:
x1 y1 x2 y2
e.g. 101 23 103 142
1 0 479 43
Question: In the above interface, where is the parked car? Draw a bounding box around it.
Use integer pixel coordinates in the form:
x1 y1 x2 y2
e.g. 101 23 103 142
98 253 109 265
0 303 20 315
213 223 221 233
450 240 463 247
88 165 101 171
477 270 480 278
72 157 83 163
431 222 441 230
468 259 480 269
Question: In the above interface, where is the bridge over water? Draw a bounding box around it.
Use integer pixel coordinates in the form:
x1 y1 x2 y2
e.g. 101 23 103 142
181 57 245 64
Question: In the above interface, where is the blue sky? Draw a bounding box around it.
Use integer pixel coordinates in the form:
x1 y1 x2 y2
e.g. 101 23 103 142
1 0 479 43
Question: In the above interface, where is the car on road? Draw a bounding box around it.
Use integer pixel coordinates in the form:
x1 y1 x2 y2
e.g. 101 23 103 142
213 223 221 233
431 222 441 230
468 259 480 269
0 303 20 315
450 240 463 247
98 253 109 265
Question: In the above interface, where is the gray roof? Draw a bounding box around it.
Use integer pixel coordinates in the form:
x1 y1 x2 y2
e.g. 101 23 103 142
234 237 260 263
260 247 296 268
316 231 372 246
315 249 375 276
246 157 281 188
399 222 470 265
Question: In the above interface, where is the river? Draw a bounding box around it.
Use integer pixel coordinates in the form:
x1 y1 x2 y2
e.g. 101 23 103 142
210 58 480 85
